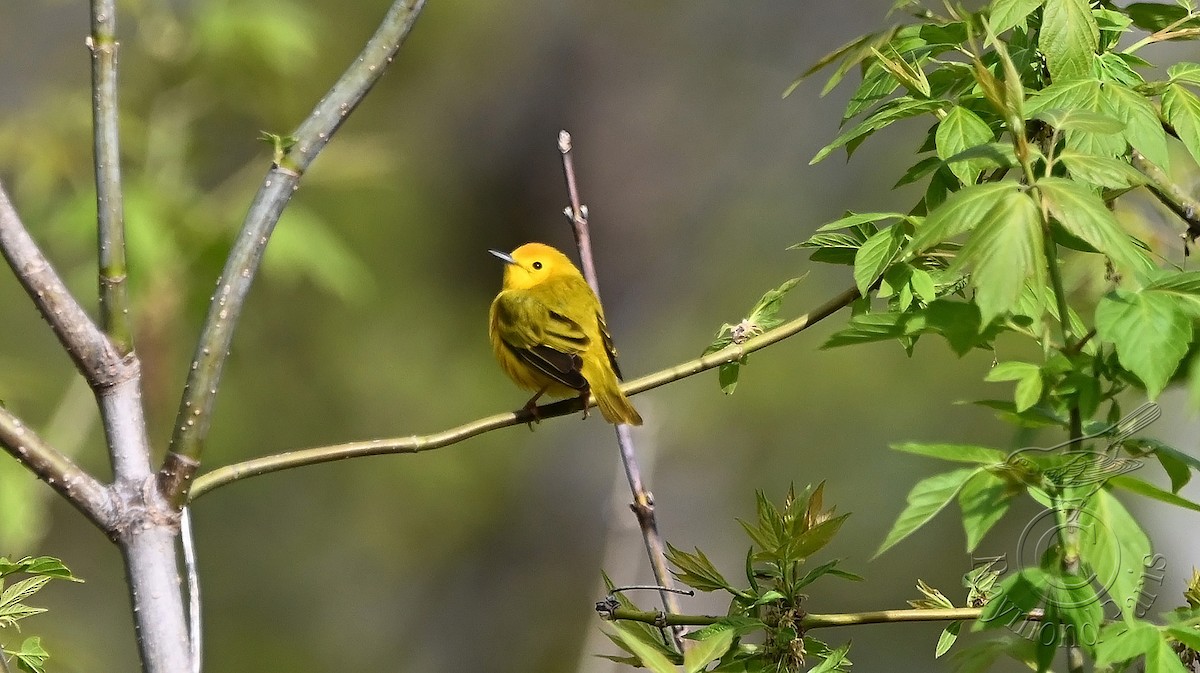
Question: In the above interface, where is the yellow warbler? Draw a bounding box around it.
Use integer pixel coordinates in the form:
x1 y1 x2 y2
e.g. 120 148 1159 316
488 242 643 426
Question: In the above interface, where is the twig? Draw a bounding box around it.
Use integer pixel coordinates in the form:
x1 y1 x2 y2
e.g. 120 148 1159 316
0 404 114 533
557 130 683 647
0 182 127 388
187 284 860 500
607 605 1048 629
162 0 427 507
1130 149 1200 241
89 0 133 353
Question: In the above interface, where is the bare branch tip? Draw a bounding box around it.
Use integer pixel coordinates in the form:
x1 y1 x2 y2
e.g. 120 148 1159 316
558 130 572 153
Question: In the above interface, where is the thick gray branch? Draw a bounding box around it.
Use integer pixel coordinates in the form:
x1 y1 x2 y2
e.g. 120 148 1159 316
0 181 127 387
162 0 426 505
0 405 114 532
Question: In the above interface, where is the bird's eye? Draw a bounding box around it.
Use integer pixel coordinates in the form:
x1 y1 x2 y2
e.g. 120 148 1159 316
532 261 543 270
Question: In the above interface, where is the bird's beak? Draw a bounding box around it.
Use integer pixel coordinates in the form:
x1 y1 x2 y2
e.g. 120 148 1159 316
489 249 517 265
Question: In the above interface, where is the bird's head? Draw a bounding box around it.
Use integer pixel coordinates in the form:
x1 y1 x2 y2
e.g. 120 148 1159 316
489 242 579 290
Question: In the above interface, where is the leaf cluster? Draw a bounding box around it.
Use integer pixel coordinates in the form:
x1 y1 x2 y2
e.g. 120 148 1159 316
606 485 862 673
0 556 80 673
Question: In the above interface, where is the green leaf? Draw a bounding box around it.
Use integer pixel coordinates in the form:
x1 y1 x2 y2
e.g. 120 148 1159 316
1059 150 1148 189
813 211 912 233
0 576 50 612
1103 82 1171 171
989 0 1045 33
1036 177 1151 276
936 621 962 657
1041 0 1099 82
1108 474 1200 512
684 622 737 673
1079 489 1150 619
1095 621 1160 667
1095 52 1145 87
985 361 1044 412
1148 634 1193 673
666 543 735 593
875 467 979 557
1028 78 1127 159
844 62 902 121
1169 62 1200 86
808 641 852 673
1126 3 1200 31
1033 108 1124 133
936 106 995 185
908 181 1024 253
718 362 740 395
1095 289 1193 398
811 97 950 164
610 623 679 673
974 568 1047 631
854 226 906 294
952 189 1044 323
822 312 908 348
958 471 1014 552
891 442 1007 464
11 636 48 673
1163 84 1200 168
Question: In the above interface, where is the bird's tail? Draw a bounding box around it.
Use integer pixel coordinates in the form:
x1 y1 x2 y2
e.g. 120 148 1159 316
593 379 643 426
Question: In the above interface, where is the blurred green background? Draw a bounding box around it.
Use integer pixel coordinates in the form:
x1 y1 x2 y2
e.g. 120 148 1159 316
1 0 1198 671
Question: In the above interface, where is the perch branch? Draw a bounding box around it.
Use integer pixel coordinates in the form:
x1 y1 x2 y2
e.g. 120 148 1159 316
606 605 1047 629
0 405 114 533
558 129 683 645
1130 149 1200 241
89 0 133 352
188 284 861 501
162 0 427 507
0 182 126 388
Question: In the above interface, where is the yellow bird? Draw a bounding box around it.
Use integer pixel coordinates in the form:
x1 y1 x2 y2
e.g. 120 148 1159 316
488 242 643 426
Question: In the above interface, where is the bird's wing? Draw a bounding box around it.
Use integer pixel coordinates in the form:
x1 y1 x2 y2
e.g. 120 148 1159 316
597 314 625 381
493 292 590 391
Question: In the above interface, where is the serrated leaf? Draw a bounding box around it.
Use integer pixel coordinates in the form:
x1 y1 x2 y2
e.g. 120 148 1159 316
1163 84 1200 168
666 543 735 593
891 442 1007 464
1033 108 1124 133
989 0 1045 33
1169 62 1200 86
908 181 1024 253
854 226 906 294
811 97 950 164
1059 151 1148 189
875 467 979 557
1079 489 1150 619
1037 177 1152 276
951 189 1044 323
1095 289 1193 397
1126 3 1200 31
0 576 50 611
936 106 995 185
1103 82 1171 171
1042 0 1099 81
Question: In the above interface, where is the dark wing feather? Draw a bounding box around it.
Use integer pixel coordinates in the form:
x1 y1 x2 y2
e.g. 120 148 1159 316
597 314 624 380
507 343 588 391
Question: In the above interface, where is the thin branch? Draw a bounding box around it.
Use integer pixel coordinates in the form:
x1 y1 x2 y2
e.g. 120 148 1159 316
0 405 114 533
187 284 861 501
1130 149 1200 241
558 129 683 647
162 0 427 507
606 606 1049 629
89 0 133 352
0 181 127 388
